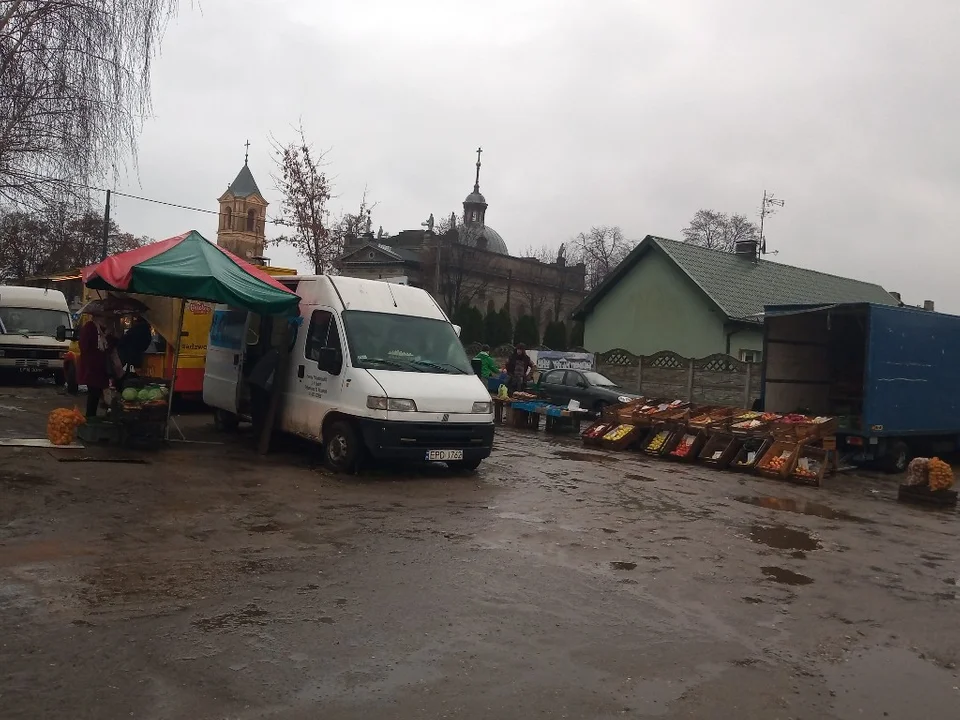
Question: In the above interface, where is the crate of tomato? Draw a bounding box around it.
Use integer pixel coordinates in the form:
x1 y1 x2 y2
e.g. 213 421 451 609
582 420 619 446
667 429 707 461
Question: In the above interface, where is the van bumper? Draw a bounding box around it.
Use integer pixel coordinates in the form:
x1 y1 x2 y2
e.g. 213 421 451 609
357 419 495 461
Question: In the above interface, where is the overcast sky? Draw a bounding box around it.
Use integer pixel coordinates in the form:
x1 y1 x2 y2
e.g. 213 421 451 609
110 0 960 311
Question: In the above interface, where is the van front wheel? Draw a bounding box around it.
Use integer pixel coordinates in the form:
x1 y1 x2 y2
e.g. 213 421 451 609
325 420 361 473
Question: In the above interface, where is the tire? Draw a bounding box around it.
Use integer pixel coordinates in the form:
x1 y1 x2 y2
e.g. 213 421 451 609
449 457 484 472
65 363 79 395
882 440 910 474
325 420 362 473
213 408 240 432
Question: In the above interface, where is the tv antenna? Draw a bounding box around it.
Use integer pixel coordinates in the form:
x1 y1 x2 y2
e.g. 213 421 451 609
759 190 785 255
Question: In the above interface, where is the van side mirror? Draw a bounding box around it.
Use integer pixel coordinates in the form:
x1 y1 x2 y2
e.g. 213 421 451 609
317 346 342 375
56 325 67 342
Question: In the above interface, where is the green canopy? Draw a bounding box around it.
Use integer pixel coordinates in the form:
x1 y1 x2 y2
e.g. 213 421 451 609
82 230 300 315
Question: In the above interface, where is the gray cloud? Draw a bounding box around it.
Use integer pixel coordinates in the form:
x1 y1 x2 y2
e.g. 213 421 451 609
111 0 960 309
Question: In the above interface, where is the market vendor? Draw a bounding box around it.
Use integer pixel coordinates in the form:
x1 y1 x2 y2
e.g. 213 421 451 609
473 345 499 379
116 315 152 371
505 343 534 395
77 315 114 418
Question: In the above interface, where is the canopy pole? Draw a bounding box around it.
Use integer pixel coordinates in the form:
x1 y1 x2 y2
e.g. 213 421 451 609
164 300 186 441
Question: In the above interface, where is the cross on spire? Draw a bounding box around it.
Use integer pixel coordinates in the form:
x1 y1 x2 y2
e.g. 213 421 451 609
474 146 483 192
244 139 251 165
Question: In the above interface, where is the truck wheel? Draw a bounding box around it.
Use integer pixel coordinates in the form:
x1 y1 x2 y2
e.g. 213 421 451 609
325 420 361 473
213 409 240 432
449 457 483 472
65 363 78 395
883 441 910 474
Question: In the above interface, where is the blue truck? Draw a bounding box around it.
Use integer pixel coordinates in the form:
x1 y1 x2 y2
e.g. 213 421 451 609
761 302 960 472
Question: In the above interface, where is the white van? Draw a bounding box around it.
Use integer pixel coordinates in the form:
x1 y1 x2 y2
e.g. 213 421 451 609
0 286 72 383
202 275 495 471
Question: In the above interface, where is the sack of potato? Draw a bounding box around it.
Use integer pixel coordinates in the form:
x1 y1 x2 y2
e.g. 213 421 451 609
46 407 86 446
927 457 954 491
905 457 929 486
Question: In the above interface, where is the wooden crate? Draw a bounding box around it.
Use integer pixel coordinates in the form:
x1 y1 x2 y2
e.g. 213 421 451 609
688 406 736 432
699 433 742 469
666 429 707 461
600 424 640 451
729 419 773 438
897 484 959 507
790 445 830 486
731 437 774 472
641 425 677 457
755 441 801 479
582 421 617 446
772 417 838 442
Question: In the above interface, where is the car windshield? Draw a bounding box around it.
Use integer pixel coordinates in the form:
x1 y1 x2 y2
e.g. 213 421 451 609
0 308 70 337
341 310 472 374
583 370 617 387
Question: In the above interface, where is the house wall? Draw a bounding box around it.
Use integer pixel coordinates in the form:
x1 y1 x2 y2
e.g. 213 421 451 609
583 248 762 357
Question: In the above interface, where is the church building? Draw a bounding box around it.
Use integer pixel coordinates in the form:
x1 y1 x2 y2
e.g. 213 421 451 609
216 144 269 262
338 150 587 334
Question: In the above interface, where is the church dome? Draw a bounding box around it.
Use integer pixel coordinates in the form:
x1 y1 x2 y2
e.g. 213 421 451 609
459 224 509 255
464 190 486 205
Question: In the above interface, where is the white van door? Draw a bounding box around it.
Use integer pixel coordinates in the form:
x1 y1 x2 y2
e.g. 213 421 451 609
203 307 249 413
280 307 345 440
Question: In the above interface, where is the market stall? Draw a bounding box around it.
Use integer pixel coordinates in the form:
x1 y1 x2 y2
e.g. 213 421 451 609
79 230 300 444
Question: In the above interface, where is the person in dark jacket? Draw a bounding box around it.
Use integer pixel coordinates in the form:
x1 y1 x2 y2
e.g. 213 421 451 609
77 317 112 417
116 315 152 370
505 343 534 395
248 347 279 434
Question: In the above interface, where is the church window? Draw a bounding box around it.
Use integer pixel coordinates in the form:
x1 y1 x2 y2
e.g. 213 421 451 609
247 208 256 232
223 207 232 230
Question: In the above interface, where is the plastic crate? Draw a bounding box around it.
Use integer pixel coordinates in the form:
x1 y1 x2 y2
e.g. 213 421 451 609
698 433 742 469
731 437 773 472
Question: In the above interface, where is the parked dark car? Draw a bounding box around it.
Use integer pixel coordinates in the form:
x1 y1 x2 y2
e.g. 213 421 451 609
536 368 640 412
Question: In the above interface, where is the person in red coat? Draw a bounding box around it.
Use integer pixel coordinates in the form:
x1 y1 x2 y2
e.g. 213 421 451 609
78 317 113 417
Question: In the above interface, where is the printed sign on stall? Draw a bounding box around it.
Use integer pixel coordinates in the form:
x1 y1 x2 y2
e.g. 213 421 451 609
535 351 594 371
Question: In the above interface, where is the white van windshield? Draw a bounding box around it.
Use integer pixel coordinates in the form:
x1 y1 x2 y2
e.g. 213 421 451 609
341 310 472 374
0 308 70 337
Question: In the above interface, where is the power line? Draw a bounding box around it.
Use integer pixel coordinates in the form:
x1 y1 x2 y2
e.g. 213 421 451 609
10 171 293 228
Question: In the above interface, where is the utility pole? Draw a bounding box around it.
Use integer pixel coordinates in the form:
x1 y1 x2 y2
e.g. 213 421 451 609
100 189 111 261
758 189 785 256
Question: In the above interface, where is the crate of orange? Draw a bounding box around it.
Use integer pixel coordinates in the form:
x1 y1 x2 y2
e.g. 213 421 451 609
755 441 801 479
790 445 829 486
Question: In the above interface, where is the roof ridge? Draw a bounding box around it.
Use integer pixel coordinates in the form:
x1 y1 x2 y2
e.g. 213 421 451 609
652 236 887 290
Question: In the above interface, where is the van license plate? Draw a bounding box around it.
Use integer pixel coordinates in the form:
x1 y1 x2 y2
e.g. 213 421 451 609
426 449 463 461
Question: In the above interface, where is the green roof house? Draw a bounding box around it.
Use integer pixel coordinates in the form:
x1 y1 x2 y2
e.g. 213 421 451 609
571 236 897 361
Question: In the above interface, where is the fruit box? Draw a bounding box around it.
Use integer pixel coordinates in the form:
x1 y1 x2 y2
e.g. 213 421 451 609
698 433 742 469
729 418 773 438
600 424 640 451
581 421 616 446
772 416 838 442
755 441 801 479
641 425 679 457
666 429 707 462
897 484 959 508
731 437 774 472
790 446 829 486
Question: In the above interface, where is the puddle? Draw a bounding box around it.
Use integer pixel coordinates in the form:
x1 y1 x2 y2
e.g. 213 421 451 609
749 524 821 552
193 603 269 632
761 566 813 585
610 561 637 571
824 647 960 718
554 450 618 463
626 473 657 482
735 495 867 522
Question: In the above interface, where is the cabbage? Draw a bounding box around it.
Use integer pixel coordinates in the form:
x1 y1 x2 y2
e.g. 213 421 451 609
137 388 151 402
121 387 138 402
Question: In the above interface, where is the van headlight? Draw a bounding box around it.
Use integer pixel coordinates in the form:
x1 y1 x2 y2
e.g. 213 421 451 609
472 401 492 413
366 396 417 412
617 395 633 403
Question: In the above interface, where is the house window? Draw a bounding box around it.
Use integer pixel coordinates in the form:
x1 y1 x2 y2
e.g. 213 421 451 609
740 349 763 363
246 208 256 232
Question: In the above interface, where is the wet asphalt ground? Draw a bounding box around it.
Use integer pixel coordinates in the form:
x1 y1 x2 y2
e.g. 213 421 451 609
1 386 958 719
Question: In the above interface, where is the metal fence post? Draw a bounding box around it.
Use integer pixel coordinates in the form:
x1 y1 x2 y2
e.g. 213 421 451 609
686 359 695 401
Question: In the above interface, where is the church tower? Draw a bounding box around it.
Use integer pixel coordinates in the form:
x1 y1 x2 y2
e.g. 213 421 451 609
462 146 487 226
217 141 268 262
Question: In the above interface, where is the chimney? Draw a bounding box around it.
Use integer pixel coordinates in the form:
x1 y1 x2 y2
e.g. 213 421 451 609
923 300 935 312
734 239 759 260
890 291 901 303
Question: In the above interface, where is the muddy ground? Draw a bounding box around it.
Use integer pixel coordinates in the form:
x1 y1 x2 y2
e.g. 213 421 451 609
0 386 958 719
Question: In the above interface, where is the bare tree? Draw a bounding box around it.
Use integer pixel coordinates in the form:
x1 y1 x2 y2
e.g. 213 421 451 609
0 1 182 206
571 225 634 290
271 125 335 274
682 209 759 252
